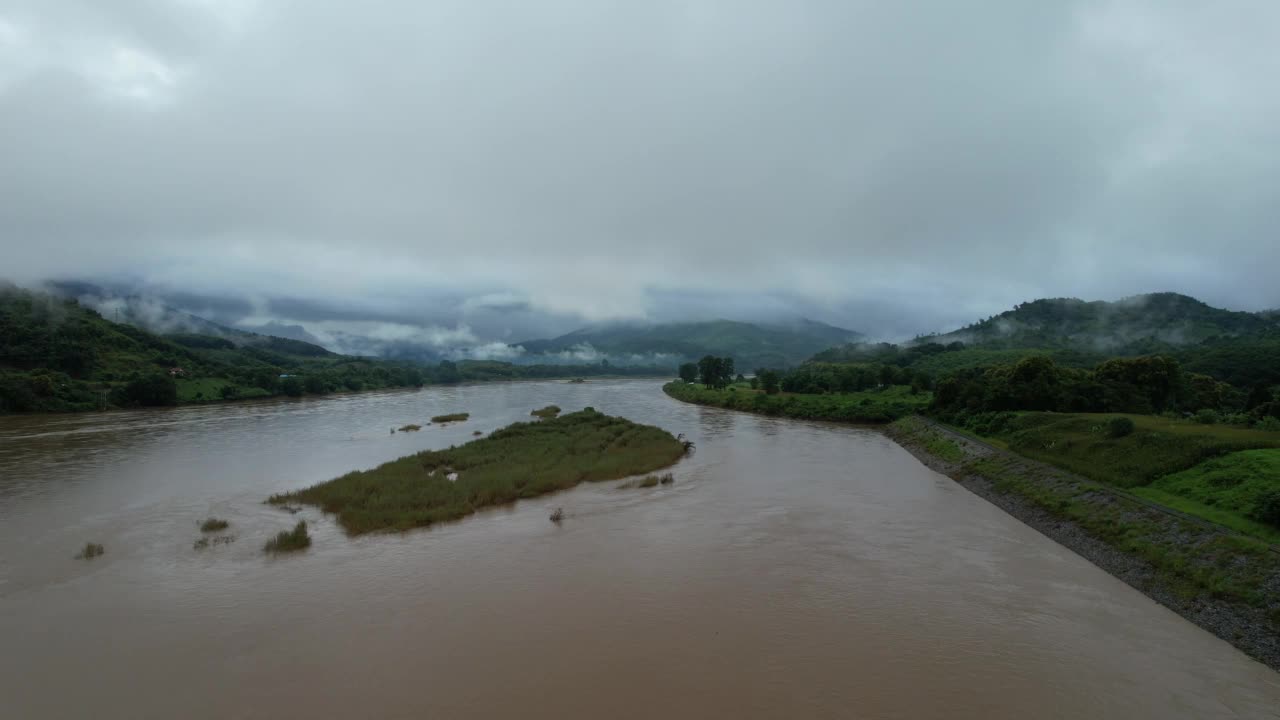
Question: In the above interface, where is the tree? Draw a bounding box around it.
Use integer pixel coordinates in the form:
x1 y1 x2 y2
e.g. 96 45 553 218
251 368 280 394
758 369 781 395
698 355 722 388
114 373 178 407
695 355 736 389
1095 355 1181 413
435 360 460 384
304 375 328 394
679 362 699 383
1246 383 1274 412
281 377 304 397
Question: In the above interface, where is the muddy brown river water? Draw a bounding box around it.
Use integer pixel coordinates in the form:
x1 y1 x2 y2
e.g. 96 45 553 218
1 379 1277 718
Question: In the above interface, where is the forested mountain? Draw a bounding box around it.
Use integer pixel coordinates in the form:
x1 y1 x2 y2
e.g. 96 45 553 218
931 293 1272 350
0 286 663 413
809 293 1280 390
518 319 862 369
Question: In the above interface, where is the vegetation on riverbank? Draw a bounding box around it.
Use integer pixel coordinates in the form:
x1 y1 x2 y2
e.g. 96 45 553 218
531 405 561 418
268 409 686 534
937 411 1280 541
430 413 469 423
663 381 930 423
264 521 311 553
886 416 1280 669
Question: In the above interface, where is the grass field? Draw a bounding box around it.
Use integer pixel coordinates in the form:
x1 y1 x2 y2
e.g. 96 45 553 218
664 382 930 423
998 413 1280 488
977 412 1280 541
270 409 686 534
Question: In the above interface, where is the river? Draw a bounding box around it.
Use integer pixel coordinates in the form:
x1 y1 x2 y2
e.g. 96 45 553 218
1 379 1277 718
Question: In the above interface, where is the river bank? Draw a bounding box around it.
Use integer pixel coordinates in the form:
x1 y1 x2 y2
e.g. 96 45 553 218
885 416 1280 672
662 380 928 422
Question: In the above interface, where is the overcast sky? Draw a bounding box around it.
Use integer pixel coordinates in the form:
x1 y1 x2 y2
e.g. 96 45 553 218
2 0 1278 341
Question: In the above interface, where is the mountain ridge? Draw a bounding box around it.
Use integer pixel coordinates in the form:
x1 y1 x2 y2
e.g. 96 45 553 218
517 318 862 369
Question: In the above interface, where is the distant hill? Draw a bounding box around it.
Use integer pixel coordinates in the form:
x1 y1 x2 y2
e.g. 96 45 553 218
808 292 1280 389
0 285 670 413
927 293 1272 351
0 285 429 411
47 281 335 356
518 318 862 369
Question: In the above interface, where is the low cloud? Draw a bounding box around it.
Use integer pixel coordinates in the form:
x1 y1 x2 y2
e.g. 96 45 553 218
3 1 1279 335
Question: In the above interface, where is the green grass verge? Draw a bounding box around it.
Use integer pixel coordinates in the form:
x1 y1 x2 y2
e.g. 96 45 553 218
664 382 930 423
955 412 1280 541
995 413 1280 488
1131 486 1280 545
269 409 686 534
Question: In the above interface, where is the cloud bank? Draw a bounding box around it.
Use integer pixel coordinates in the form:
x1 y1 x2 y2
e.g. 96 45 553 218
2 0 1279 340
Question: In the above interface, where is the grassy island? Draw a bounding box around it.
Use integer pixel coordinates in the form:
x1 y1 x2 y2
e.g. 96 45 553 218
269 409 686 534
430 413 469 423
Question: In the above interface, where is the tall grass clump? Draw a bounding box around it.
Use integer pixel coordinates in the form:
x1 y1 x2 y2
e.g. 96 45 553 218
431 413 469 423
200 518 229 532
75 543 105 559
269 409 686 534
531 405 562 418
264 521 311 553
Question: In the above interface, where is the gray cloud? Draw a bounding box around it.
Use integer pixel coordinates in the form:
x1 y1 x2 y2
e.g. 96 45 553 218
2 0 1279 341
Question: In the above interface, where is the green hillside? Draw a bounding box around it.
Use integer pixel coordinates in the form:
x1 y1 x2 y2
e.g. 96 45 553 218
518 318 861 369
1 286 666 413
810 293 1280 390
931 293 1272 350
0 285 434 412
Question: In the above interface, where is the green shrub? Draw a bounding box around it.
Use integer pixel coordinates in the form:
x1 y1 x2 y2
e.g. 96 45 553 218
1258 416 1280 432
1195 409 1221 425
1253 490 1280 528
1106 416 1136 438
